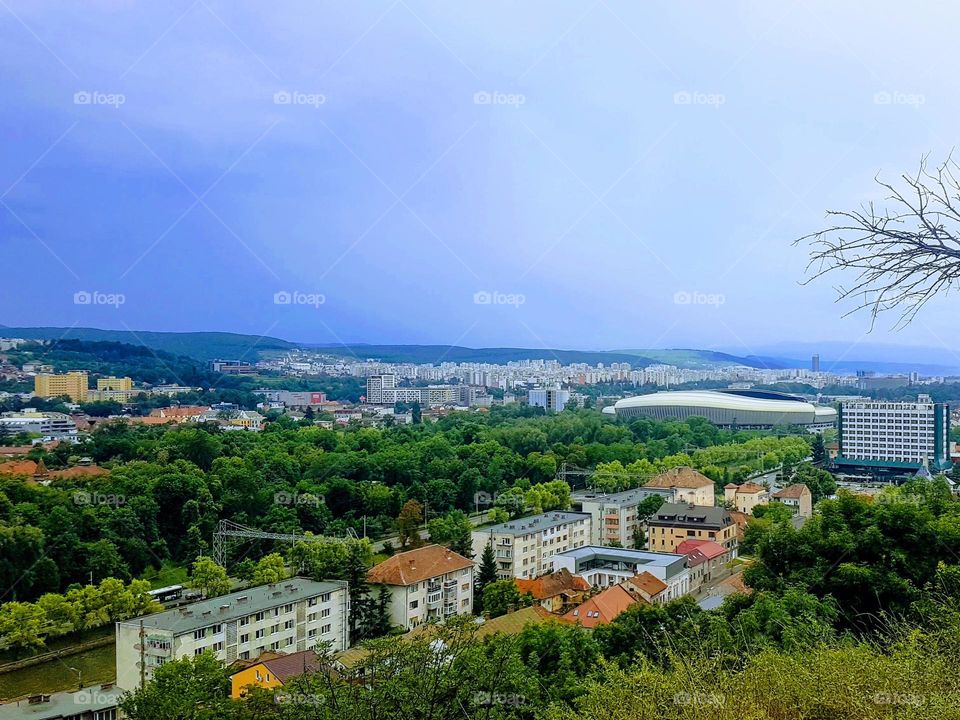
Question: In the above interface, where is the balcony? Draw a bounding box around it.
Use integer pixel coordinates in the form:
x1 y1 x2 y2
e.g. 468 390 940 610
427 592 442 606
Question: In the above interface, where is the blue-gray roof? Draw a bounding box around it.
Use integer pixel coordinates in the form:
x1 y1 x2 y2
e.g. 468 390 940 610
477 511 590 536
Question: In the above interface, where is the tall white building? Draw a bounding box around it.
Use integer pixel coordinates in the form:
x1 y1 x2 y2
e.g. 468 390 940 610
366 545 474 630
837 394 951 472
366 374 397 404
528 386 570 412
115 578 349 692
471 511 591 579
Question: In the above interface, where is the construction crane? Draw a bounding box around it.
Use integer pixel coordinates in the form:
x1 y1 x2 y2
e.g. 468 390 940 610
211 519 358 567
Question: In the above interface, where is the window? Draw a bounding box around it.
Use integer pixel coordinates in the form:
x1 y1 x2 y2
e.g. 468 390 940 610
285 636 294 647
270 641 279 651
321 608 331 618
194 648 204 656
320 593 331 602
193 629 205 641
239 616 250 627
321 624 331 634
212 624 222 634
255 629 265 639
284 603 293 613
240 634 249 644
308 628 317 638
255 612 265 621
410 600 419 609
308 597 318 607
212 641 223 652
307 612 317 622
284 620 294 630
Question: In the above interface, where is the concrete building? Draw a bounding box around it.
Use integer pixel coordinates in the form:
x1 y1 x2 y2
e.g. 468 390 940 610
472 512 591 579
676 539 731 592
575 486 675 546
366 374 396 404
723 483 769 514
836 395 951 473
0 685 120 720
0 411 78 439
256 390 328 409
528 386 570 412
646 503 738 555
644 467 716 507
115 578 349 692
772 483 813 518
552 545 691 601
34 371 88 402
366 545 474 630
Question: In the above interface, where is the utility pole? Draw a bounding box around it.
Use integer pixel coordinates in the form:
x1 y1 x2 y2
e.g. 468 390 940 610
139 620 145 690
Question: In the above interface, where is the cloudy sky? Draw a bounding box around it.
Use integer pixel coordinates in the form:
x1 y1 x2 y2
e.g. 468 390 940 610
1 1 958 358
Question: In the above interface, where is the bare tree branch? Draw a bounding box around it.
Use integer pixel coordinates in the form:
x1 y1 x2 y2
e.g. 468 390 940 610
795 152 960 329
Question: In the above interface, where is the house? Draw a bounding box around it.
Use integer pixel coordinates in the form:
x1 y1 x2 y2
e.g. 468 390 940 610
621 571 668 604
562 584 637 628
230 649 321 698
644 467 715 506
471 512 591 579
772 483 813 518
515 569 590 613
723 483 769 514
646 503 738 555
552 545 691 601
676 539 730 591
367 545 475 630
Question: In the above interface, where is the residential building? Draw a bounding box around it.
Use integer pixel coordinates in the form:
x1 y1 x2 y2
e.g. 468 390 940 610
0 411 78 439
562 584 637 628
723 483 769 514
230 649 321 699
621 571 668 604
647 503 738 555
552 545 691 601
528 386 570 412
515 569 590 614
644 467 716 506
34 371 88 402
209 360 256 374
367 545 474 630
471 512 591 579
772 483 813 518
97 376 132 392
257 390 328 408
366 374 396 404
836 395 951 472
675 539 731 592
115 578 349 692
196 408 264 431
575 486 675 546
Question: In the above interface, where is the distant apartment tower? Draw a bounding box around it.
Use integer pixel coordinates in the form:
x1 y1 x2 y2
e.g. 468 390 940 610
528 386 570 412
34 371 88 402
471 512 591 579
811 354 820 373
836 395 951 472
115 578 349 692
366 374 397 404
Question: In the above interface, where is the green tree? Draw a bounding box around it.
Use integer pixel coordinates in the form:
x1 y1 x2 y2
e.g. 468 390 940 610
188 557 231 598
427 510 473 557
811 432 826 464
250 553 287 585
475 541 498 614
119 652 235 720
396 499 424 550
482 578 529 618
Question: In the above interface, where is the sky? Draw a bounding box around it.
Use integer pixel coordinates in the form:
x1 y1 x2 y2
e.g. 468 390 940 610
2 0 959 361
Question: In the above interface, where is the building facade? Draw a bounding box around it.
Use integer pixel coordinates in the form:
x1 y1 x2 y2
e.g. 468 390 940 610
34 371 88 402
644 467 716 507
576 486 676 546
552 545 691 601
366 374 397 404
646 503 738 555
367 545 474 630
115 579 349 692
723 483 769 514
772 483 813 517
528 386 570 412
471 512 591 579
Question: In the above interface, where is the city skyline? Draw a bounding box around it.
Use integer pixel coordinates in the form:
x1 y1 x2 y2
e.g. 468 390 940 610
3 2 960 355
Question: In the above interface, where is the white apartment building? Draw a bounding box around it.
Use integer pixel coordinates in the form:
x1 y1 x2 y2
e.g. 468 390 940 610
115 578 349 692
366 545 474 630
837 395 952 472
0 411 78 439
366 374 397 404
528 386 570 412
575 486 676 546
471 511 591 579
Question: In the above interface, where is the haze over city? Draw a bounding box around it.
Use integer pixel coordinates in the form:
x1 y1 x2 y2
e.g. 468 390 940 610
3 1 960 356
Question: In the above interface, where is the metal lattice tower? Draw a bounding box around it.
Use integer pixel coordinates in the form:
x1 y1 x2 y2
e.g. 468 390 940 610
211 519 358 567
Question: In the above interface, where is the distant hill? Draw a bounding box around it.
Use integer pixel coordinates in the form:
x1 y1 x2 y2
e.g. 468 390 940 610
0 327 295 362
308 344 658 366
613 348 790 370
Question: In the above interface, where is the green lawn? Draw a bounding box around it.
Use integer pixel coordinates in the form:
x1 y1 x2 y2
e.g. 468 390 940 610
140 562 189 589
0 643 115 701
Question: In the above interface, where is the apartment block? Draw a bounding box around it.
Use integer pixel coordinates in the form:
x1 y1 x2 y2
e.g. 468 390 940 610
528 386 570 412
575 486 676 546
471 511 591 579
115 578 349 692
366 374 396 404
34 371 88 402
367 545 474 630
646 503 738 555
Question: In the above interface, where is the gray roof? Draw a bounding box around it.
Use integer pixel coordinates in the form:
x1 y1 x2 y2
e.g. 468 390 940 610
0 686 121 718
117 577 346 634
555 545 688 578
573 486 673 507
648 503 733 530
477 511 590 536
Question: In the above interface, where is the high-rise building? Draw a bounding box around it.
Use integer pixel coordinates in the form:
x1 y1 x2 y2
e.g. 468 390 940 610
365 374 396 404
836 395 951 472
528 385 570 412
34 371 88 402
811 354 820 373
471 512 591 579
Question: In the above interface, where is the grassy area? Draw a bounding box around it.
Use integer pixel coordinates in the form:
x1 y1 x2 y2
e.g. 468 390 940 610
0 643 115 701
140 562 189 589
0 626 113 668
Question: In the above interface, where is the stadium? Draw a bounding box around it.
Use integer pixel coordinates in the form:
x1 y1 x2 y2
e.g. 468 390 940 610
603 389 837 429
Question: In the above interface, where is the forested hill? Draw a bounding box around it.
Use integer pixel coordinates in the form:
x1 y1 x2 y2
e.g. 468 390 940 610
308 344 658 365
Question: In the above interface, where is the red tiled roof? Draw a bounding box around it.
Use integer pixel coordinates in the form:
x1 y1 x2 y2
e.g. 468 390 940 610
623 571 667 598
562 585 637 628
516 569 590 600
645 467 714 490
261 650 322 682
368 544 473 586
773 483 810 499
676 539 728 563
733 483 765 494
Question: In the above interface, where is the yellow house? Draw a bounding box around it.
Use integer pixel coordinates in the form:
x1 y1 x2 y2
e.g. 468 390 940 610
230 650 321 699
34 371 88 402
646 503 738 555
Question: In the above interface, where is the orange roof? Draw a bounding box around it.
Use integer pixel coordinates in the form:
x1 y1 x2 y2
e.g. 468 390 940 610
562 585 637 628
367 545 473 586
623 571 667 598
48 465 109 479
773 483 810 499
0 446 33 457
150 406 209 418
260 650 322 682
733 483 765 494
676 539 728 563
645 467 713 490
516 569 590 600
0 460 39 476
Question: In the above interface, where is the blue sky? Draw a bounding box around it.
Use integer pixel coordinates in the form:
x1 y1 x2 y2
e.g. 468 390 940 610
2 1 958 359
